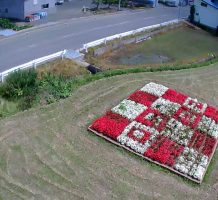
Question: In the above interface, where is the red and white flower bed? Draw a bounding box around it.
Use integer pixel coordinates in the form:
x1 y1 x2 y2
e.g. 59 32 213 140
89 82 218 183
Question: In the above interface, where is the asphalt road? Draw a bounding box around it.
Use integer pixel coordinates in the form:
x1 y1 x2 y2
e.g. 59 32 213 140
0 5 189 72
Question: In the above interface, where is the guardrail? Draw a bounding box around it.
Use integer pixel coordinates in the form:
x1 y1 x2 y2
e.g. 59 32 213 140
83 19 180 52
0 50 66 82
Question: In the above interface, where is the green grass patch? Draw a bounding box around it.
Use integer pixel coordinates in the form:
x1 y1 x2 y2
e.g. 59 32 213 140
203 150 218 183
0 155 7 172
10 145 22 153
0 97 19 118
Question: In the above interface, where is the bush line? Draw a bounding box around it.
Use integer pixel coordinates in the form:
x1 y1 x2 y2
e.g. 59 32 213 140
0 57 218 117
69 57 218 91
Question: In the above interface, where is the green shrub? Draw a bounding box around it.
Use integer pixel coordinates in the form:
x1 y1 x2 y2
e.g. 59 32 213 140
39 73 72 103
13 24 33 31
0 18 32 31
18 95 36 111
0 18 15 29
0 69 38 100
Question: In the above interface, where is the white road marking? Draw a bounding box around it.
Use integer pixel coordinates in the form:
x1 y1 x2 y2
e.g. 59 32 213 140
61 21 129 39
60 14 171 40
28 44 37 48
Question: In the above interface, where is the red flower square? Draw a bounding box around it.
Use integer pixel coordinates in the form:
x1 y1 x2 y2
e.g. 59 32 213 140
189 131 217 157
127 127 151 144
162 89 188 105
90 111 130 140
173 107 202 129
144 135 184 167
128 91 158 107
188 131 205 149
204 106 218 123
202 136 217 157
135 108 168 132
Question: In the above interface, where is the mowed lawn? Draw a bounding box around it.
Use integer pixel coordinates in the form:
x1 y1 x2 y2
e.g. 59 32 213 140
96 25 218 69
0 63 218 199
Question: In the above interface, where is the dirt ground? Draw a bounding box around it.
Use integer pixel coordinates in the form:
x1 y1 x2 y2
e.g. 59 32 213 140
0 63 218 199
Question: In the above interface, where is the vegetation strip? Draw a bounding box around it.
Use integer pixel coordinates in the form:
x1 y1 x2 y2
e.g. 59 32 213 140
0 57 218 118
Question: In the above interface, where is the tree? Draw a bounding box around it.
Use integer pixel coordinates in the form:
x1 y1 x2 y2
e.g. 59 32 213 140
92 0 123 10
102 0 118 8
92 0 102 10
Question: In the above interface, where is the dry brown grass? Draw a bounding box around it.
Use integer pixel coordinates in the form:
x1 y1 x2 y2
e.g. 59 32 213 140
37 59 89 78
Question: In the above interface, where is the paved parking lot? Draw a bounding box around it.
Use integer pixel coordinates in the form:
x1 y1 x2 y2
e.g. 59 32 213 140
30 0 94 25
29 0 189 26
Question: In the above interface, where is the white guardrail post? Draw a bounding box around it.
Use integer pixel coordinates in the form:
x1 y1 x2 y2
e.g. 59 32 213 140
0 50 67 83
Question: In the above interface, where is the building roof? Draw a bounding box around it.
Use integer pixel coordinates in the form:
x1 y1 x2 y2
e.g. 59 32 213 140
202 0 218 9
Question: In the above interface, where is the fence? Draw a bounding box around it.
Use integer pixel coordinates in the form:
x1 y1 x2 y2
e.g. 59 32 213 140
83 19 180 52
0 50 66 82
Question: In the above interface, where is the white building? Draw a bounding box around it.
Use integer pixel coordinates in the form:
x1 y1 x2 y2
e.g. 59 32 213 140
194 0 218 30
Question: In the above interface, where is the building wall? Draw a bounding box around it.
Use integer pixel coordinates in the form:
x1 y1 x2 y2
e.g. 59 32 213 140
194 0 218 29
24 0 56 17
0 0 24 20
0 0 57 20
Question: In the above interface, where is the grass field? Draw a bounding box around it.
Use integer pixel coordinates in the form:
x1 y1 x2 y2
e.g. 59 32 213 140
0 98 18 118
94 26 218 70
0 61 218 199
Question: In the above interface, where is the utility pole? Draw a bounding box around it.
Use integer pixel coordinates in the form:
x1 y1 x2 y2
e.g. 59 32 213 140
178 0 181 19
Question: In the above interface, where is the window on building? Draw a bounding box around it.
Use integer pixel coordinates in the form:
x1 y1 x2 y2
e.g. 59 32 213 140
5 8 8 13
201 2 207 7
42 4 49 9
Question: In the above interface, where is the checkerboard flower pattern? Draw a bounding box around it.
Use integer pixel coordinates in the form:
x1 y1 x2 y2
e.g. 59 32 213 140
89 82 218 183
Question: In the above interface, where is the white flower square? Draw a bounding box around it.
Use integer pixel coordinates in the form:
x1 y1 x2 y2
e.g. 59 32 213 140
161 118 193 146
112 99 147 120
198 115 218 138
184 97 207 113
174 147 209 181
151 98 181 116
140 82 168 97
133 130 144 139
